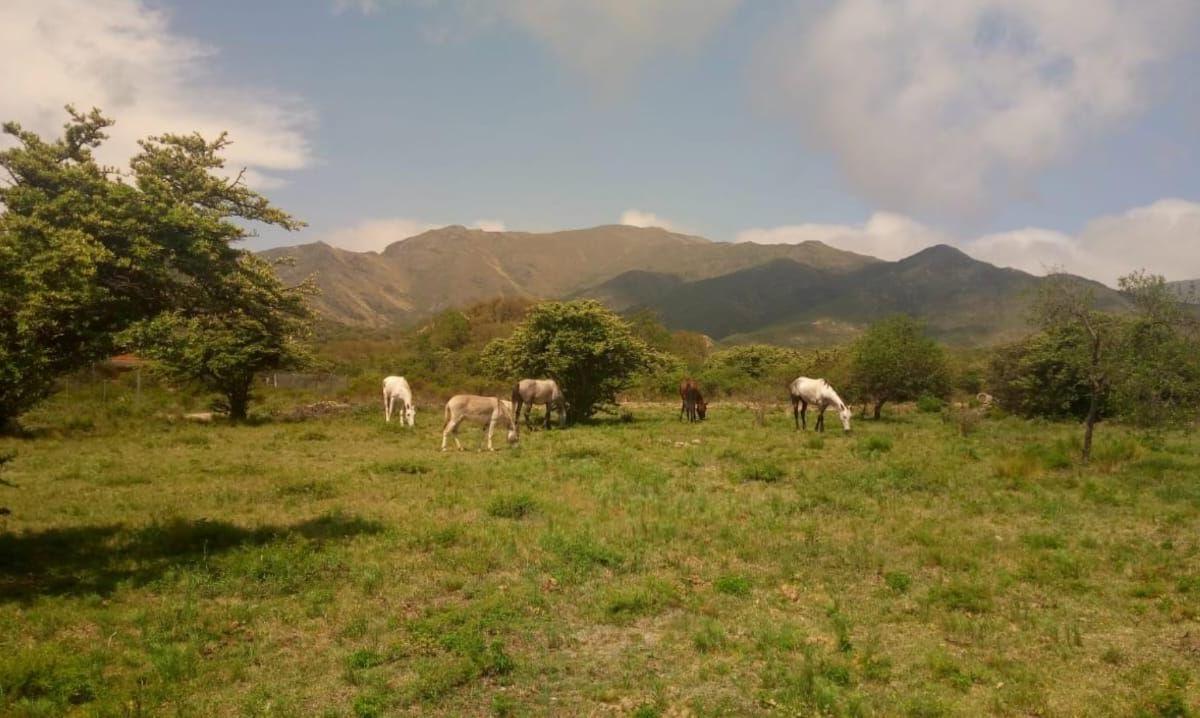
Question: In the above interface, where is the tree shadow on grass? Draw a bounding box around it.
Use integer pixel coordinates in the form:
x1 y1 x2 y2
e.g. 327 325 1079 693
0 512 385 603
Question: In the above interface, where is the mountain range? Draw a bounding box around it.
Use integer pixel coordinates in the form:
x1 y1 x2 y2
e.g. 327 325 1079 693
263 224 1125 346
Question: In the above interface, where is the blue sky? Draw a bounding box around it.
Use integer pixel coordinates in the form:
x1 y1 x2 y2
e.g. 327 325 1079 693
5 0 1200 283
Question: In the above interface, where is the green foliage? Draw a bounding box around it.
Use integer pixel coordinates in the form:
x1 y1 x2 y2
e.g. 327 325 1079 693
481 300 662 421
915 395 944 413
850 316 949 417
125 255 315 420
989 328 1096 420
714 575 752 597
486 493 537 520
1028 271 1200 461
0 107 308 427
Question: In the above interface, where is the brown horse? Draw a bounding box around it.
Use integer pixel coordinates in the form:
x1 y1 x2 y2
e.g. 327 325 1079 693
679 378 707 422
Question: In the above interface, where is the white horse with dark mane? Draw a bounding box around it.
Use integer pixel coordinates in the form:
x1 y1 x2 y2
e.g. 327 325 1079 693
441 395 519 451
512 378 567 430
789 377 852 432
382 375 415 426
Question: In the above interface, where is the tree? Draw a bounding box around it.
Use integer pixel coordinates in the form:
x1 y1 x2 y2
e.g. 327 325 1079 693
1031 275 1126 463
1111 272 1200 431
124 256 315 421
481 300 662 422
989 327 1096 420
849 315 949 419
0 107 307 428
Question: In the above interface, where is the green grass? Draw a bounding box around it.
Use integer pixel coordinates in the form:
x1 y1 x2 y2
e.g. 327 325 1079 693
1 394 1199 715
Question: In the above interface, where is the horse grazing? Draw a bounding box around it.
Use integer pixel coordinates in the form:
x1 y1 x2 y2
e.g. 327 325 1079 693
441 395 519 451
679 378 707 422
512 378 567 430
789 377 851 432
382 375 415 426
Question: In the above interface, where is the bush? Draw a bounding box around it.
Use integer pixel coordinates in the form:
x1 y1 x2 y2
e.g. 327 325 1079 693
850 316 950 419
916 394 944 413
481 300 662 422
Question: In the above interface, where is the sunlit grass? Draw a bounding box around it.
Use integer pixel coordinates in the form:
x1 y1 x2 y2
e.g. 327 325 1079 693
0 391 1198 715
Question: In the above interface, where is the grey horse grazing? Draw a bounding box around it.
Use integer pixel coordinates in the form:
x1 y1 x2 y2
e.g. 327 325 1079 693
789 376 852 432
441 395 519 451
512 378 567 430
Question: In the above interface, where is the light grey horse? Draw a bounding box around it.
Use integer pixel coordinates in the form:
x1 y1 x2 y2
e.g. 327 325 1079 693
440 395 519 451
511 378 567 430
382 375 415 426
789 376 852 432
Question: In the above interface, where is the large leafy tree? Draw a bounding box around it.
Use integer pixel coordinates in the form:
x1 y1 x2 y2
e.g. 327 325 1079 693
989 327 1096 420
0 108 309 428
1030 271 1200 462
849 315 950 418
124 257 314 421
482 300 661 422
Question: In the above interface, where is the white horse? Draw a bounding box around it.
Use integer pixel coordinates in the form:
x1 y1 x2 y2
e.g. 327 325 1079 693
441 395 519 451
382 376 415 426
789 377 852 432
512 378 567 429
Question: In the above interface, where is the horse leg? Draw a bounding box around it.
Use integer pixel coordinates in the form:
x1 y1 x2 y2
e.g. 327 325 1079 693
800 400 808 430
544 403 552 430
486 414 498 451
680 398 686 421
384 393 391 423
791 396 800 430
817 407 826 433
440 415 454 451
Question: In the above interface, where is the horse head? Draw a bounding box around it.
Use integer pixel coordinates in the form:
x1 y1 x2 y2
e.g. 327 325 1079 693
838 403 852 432
696 398 708 420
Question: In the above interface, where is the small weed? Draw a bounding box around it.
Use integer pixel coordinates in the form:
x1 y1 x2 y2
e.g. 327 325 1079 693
739 460 786 483
277 480 338 499
714 574 752 597
487 493 537 520
692 620 727 653
929 580 993 613
368 460 429 475
884 571 912 594
347 649 386 670
857 435 893 457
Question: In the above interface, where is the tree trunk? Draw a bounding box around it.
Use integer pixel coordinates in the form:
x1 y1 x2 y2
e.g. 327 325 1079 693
1081 384 1101 464
227 381 251 422
873 400 885 420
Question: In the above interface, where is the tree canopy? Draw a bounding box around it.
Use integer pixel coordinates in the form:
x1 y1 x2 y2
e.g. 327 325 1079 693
481 300 662 422
0 107 311 427
849 315 950 418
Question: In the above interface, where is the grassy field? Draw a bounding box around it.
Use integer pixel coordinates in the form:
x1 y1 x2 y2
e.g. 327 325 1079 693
1 391 1198 717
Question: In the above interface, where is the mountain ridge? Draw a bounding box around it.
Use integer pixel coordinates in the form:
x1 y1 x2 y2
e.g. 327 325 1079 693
262 225 1126 346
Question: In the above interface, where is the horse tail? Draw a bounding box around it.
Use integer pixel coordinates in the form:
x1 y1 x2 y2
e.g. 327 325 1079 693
511 382 521 407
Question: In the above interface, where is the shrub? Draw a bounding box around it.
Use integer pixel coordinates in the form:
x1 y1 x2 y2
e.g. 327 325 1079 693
916 394 944 413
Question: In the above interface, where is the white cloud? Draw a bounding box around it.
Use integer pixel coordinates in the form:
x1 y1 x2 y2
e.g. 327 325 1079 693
757 0 1197 215
336 1 740 94
620 209 681 232
736 212 949 261
738 199 1200 285
319 216 509 251
968 199 1200 284
322 218 440 252
1 0 313 187
472 218 506 232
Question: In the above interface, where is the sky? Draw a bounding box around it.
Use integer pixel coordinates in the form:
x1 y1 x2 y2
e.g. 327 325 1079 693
3 0 1199 285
